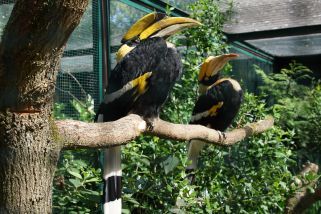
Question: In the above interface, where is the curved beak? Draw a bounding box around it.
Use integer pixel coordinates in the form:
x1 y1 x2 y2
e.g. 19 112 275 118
121 12 202 43
139 17 201 40
121 12 166 43
198 54 239 81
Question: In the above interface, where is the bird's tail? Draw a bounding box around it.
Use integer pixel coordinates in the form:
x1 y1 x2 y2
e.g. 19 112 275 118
186 139 205 183
97 114 122 214
103 146 122 213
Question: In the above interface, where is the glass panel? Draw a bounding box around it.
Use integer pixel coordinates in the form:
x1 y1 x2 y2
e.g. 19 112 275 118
0 3 13 40
246 34 321 57
110 0 147 46
160 0 196 12
65 0 93 51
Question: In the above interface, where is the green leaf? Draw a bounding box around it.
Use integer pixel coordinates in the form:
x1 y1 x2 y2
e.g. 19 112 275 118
161 155 179 174
83 177 101 183
67 169 82 179
69 178 82 188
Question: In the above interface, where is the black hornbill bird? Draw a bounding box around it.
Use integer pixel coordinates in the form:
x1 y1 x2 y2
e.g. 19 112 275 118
186 54 243 183
95 12 201 213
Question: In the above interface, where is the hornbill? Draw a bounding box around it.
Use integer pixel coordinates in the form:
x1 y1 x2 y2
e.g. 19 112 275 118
95 12 201 213
186 54 243 183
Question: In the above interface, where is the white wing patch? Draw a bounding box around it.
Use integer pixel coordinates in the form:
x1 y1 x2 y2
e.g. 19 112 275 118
190 111 210 122
191 102 223 122
104 72 153 104
104 81 135 104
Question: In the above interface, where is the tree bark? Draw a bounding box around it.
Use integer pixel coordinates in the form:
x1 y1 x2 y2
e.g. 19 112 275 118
56 115 274 149
0 110 61 213
0 0 89 212
286 163 321 214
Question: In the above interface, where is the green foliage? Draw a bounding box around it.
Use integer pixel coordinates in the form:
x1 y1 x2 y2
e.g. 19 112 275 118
53 96 101 213
53 150 102 214
182 0 232 57
120 0 296 213
257 62 321 212
53 103 69 120
256 61 314 105
257 62 321 158
70 94 96 122
122 92 295 213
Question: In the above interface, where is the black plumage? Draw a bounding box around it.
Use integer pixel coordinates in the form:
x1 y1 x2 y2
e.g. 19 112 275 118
97 13 201 212
186 54 243 184
191 79 243 131
96 37 182 122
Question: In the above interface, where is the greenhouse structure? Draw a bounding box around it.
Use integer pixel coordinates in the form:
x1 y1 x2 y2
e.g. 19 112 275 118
1 0 321 213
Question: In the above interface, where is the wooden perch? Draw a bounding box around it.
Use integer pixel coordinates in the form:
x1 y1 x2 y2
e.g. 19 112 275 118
56 114 274 149
286 163 321 214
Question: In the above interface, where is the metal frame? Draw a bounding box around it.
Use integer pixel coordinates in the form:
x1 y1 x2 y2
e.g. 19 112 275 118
225 25 321 41
231 42 273 65
95 0 104 102
100 0 111 90
121 0 189 17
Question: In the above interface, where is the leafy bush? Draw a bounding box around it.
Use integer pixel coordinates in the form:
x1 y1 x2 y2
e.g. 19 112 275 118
53 0 315 212
122 93 296 213
257 62 321 162
53 150 102 213
53 96 101 213
120 0 297 212
256 61 321 213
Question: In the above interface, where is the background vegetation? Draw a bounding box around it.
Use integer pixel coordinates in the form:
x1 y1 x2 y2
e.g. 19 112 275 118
53 0 321 213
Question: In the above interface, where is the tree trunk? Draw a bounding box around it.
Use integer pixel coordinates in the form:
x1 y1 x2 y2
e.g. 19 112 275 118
0 110 61 213
0 0 89 212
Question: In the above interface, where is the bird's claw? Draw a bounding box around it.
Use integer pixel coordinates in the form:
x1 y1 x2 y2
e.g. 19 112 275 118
146 120 155 131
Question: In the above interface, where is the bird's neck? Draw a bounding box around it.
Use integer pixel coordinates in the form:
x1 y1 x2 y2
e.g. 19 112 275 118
199 74 221 94
198 84 209 94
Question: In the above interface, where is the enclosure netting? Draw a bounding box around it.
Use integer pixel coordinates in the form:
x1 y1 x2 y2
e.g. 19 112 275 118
0 0 101 119
230 45 273 94
56 0 101 118
1 0 275 118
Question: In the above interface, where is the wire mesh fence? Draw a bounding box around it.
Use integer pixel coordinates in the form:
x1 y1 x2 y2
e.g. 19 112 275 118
55 0 101 119
0 0 101 119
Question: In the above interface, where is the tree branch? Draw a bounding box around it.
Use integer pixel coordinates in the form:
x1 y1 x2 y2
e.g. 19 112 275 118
286 163 321 214
56 114 274 149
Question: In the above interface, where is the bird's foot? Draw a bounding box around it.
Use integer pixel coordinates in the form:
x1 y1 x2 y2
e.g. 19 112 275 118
146 120 155 131
217 131 226 142
145 118 157 131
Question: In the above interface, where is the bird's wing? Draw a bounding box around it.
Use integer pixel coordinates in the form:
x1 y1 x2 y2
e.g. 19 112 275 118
107 37 168 94
191 79 243 130
190 86 224 125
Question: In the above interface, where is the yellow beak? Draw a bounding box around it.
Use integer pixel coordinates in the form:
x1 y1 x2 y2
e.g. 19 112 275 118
121 12 201 43
139 17 201 40
121 12 166 43
198 54 239 81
